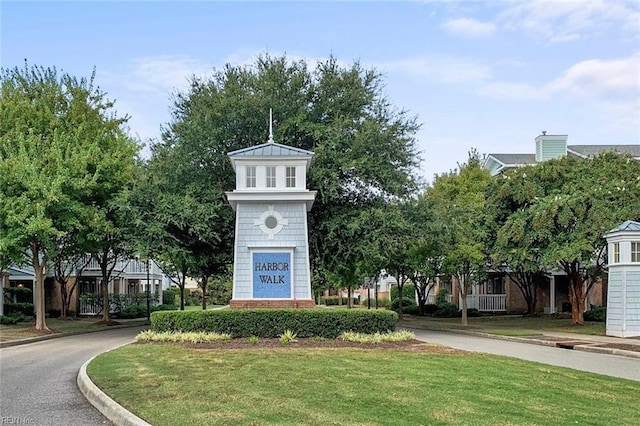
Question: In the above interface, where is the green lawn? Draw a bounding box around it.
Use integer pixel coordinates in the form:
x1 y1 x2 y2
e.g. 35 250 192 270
0 317 149 341
402 315 606 336
88 343 640 426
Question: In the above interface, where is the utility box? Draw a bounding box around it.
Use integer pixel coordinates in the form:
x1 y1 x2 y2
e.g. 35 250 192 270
604 220 640 338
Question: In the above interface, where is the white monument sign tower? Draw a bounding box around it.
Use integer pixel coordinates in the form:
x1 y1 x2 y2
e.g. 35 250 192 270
604 220 640 337
225 112 317 308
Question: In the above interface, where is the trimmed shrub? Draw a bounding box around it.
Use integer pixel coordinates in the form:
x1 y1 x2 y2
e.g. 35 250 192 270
153 304 177 312
4 302 34 317
0 313 25 324
319 296 359 306
466 308 481 318
390 297 418 315
435 301 459 318
584 306 606 322
151 308 398 338
162 288 177 306
390 285 415 301
360 298 392 309
423 304 438 315
118 304 148 319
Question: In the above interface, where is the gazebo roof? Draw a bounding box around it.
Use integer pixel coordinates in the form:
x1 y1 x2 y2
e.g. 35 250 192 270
607 220 640 234
227 141 314 158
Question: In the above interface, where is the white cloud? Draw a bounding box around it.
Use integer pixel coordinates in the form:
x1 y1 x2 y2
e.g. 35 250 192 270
499 0 640 42
442 18 497 38
547 52 640 98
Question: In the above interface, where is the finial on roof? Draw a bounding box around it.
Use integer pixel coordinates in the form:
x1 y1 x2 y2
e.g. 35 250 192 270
268 109 274 144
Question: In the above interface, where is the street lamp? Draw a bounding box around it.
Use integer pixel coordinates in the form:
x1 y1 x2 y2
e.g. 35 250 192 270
146 258 151 321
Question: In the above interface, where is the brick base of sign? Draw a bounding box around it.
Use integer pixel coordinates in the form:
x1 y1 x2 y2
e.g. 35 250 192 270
229 299 316 309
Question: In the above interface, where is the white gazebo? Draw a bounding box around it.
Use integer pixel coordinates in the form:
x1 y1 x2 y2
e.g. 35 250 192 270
604 220 640 338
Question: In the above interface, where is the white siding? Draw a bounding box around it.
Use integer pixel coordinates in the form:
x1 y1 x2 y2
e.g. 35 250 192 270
233 202 311 299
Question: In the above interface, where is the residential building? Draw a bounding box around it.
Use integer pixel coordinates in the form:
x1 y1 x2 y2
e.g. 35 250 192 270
474 133 640 314
1 257 170 317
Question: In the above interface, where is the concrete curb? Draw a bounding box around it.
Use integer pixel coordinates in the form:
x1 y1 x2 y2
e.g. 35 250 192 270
574 344 640 359
404 326 640 359
77 347 152 426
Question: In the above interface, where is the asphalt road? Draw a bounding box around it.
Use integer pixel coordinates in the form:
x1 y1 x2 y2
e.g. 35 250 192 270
409 327 640 382
0 326 147 426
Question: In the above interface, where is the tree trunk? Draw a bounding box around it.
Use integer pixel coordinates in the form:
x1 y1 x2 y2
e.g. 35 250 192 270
201 275 209 310
59 279 68 319
32 250 49 332
397 283 404 321
347 286 352 309
459 276 468 327
179 285 185 310
101 275 111 323
568 272 585 325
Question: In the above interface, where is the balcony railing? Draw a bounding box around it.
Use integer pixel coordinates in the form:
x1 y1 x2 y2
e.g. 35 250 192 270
464 294 506 312
81 257 163 276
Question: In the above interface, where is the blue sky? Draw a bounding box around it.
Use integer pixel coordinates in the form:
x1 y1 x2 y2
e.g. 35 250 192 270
2 1 639 180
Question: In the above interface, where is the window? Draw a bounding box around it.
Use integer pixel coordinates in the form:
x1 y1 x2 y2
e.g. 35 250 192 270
632 242 640 263
266 166 276 188
246 166 256 188
487 275 505 294
286 166 296 188
612 242 620 263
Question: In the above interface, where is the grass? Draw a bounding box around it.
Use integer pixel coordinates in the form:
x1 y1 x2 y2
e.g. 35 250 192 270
88 344 640 426
403 315 606 336
0 317 149 341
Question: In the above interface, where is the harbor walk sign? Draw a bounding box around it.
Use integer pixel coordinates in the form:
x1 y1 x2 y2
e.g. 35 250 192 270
252 252 291 298
225 114 316 308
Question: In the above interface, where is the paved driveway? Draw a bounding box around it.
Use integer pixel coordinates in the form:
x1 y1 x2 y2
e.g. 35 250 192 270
0 326 146 426
410 328 640 381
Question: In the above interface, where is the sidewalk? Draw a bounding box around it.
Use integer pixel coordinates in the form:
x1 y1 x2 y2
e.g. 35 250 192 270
401 316 640 360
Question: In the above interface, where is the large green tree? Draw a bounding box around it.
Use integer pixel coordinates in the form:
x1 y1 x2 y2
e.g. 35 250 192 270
0 64 137 329
493 153 640 324
427 153 492 326
162 55 421 290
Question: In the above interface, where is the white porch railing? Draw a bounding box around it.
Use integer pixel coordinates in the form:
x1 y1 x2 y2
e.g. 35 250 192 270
464 294 506 312
426 294 453 304
82 257 163 276
79 298 101 316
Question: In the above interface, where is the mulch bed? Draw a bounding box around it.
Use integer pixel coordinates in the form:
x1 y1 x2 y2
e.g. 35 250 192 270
139 338 467 354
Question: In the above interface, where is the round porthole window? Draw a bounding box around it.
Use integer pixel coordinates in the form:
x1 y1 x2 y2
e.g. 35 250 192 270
265 216 278 229
255 206 288 239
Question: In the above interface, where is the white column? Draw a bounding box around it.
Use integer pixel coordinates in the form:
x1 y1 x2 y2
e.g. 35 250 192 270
549 275 556 314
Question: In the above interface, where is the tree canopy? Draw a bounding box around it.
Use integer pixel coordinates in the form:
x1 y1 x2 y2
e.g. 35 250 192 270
0 63 138 328
490 152 640 324
159 54 422 292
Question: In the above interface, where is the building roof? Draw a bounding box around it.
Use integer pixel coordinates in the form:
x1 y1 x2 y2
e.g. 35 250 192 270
568 145 640 158
227 141 314 158
489 153 537 166
608 220 640 233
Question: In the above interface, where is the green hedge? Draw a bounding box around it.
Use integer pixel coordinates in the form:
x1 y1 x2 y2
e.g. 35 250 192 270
150 308 398 338
584 306 606 322
4 302 34 316
318 296 360 306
